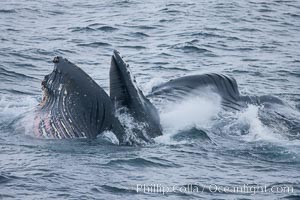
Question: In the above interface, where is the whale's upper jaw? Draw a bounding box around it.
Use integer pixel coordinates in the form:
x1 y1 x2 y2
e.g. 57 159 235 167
110 50 162 140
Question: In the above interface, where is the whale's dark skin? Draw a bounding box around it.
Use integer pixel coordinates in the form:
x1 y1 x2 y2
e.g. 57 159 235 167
34 56 125 140
34 53 162 145
110 50 162 142
148 73 284 110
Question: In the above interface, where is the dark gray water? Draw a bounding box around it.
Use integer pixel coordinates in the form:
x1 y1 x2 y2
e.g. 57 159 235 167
1 0 300 199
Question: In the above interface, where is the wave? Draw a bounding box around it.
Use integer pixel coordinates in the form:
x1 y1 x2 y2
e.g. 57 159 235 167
0 175 10 184
131 32 149 37
171 127 211 142
69 26 95 32
9 52 46 61
223 142 300 164
96 26 118 32
69 25 118 32
235 27 262 32
159 19 175 23
100 185 137 194
0 67 37 80
159 8 182 15
105 157 180 168
77 42 111 47
118 45 146 50
123 25 158 30
153 65 189 72
1 89 37 95
112 0 138 6
171 44 211 54
0 9 16 14
283 195 300 199
284 13 300 18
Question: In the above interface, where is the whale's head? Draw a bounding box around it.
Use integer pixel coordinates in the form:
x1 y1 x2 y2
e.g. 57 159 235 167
35 56 115 139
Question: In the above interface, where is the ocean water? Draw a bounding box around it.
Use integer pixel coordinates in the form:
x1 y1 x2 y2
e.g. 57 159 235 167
0 0 300 199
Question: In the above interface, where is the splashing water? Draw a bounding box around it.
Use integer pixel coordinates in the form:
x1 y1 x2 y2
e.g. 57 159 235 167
156 91 221 144
0 95 38 122
97 131 119 145
116 108 150 145
237 105 285 142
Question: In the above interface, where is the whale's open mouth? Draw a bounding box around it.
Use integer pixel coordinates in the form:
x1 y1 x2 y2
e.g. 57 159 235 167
40 86 48 106
39 75 50 106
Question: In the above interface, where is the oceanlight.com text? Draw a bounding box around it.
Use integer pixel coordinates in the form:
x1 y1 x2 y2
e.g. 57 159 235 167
136 184 294 195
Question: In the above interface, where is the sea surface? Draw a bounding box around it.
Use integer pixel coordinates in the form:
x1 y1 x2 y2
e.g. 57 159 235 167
0 0 300 199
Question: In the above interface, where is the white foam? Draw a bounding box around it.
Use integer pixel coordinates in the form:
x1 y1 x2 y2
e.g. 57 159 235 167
142 77 165 94
116 108 148 145
237 105 284 142
155 91 222 144
0 95 38 137
98 131 119 145
0 95 38 122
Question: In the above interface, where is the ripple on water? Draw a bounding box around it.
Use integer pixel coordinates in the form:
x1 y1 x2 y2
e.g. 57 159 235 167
118 45 147 50
77 42 111 47
105 157 181 168
0 67 37 81
283 195 300 199
0 9 17 14
96 26 118 32
75 24 119 32
124 25 158 30
224 142 300 165
130 32 150 38
0 174 24 185
171 44 211 54
69 26 96 32
172 128 212 142
0 175 10 184
284 13 300 18
100 185 137 194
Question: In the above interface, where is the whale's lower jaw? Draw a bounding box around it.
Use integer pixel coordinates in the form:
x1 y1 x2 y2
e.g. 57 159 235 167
34 110 88 139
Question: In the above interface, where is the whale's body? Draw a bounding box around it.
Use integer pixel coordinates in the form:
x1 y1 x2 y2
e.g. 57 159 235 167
34 50 284 145
149 73 283 111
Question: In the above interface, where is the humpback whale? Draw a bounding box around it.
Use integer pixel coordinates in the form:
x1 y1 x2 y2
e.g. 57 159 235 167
34 54 161 145
33 50 284 144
